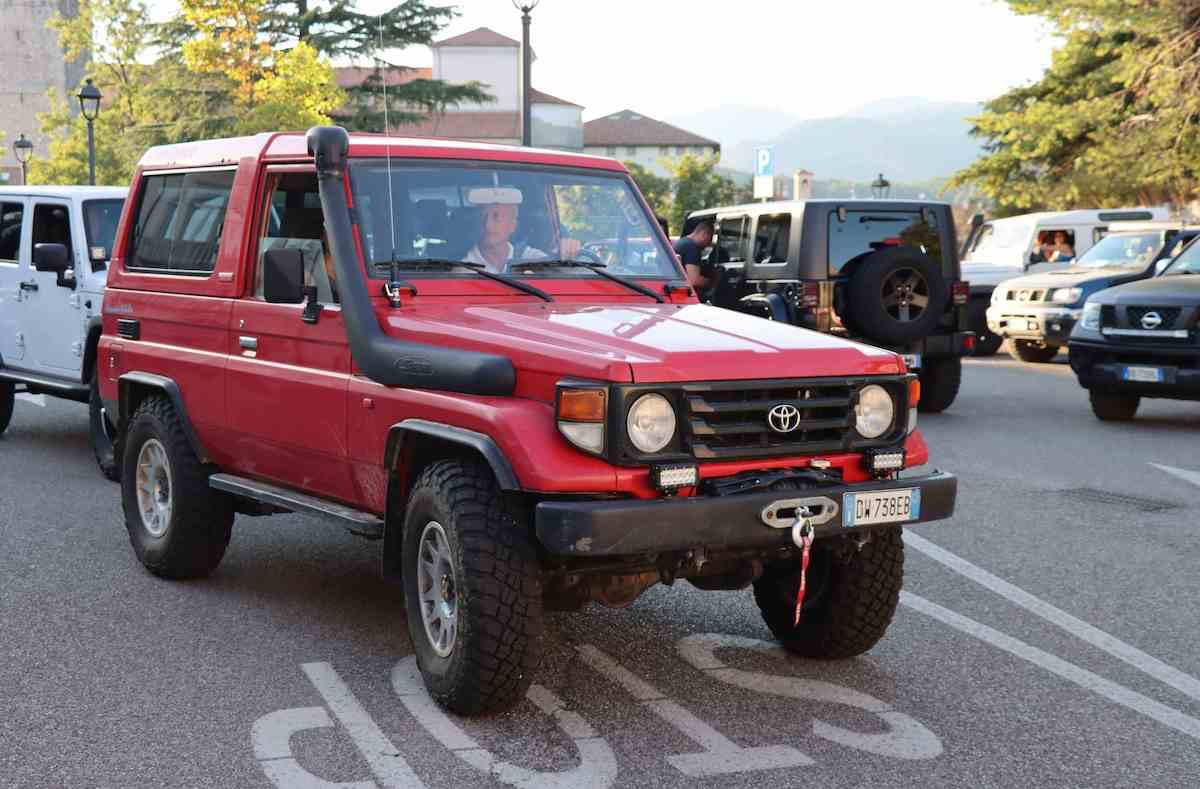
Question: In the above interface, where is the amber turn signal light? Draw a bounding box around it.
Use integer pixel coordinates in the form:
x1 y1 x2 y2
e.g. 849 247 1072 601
558 388 607 422
908 378 921 407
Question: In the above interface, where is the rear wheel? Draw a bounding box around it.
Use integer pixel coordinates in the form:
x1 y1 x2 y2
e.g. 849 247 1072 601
1010 340 1059 364
89 371 120 482
969 299 1002 356
917 356 961 413
121 395 233 579
401 459 544 716
753 526 904 658
1089 390 1140 421
0 381 13 436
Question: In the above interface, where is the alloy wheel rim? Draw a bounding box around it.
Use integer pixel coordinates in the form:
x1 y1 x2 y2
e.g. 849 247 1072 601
135 439 172 537
881 267 930 322
417 521 459 658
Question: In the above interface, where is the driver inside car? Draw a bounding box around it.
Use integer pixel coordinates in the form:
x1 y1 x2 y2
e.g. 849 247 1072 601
462 191 582 272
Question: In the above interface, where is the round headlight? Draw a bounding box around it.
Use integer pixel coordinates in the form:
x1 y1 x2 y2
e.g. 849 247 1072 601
627 393 676 453
855 384 895 439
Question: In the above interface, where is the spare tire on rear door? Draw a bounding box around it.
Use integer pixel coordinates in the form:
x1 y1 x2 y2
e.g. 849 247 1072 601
843 247 949 345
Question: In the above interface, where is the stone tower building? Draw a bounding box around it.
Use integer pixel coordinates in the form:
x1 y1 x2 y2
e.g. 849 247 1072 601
0 0 86 184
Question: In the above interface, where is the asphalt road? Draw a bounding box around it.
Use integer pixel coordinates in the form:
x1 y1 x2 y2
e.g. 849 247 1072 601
3 349 1200 788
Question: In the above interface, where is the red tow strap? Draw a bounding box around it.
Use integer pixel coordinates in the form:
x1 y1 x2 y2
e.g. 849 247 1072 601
793 523 815 627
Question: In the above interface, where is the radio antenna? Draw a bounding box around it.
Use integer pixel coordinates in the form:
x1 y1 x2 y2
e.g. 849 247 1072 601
378 13 404 305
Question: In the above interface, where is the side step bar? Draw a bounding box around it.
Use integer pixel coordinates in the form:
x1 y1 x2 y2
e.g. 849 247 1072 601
209 473 384 539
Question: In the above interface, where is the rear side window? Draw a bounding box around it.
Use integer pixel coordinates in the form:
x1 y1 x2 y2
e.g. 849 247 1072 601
715 216 748 263
128 170 235 274
828 210 941 274
83 198 124 270
0 202 23 263
753 213 791 263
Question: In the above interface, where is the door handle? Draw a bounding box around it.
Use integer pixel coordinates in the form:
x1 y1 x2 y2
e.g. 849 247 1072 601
19 281 38 292
239 335 258 351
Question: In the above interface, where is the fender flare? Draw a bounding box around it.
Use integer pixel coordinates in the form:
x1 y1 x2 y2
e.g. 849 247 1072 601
118 372 210 463
737 291 791 323
81 316 103 384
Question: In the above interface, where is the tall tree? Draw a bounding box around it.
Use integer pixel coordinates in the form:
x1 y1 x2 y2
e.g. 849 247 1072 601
666 154 740 231
952 1 1200 211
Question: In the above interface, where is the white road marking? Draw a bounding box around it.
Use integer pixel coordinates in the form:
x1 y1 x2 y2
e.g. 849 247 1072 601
253 705 376 789
902 591 1200 742
675 634 943 760
1150 462 1200 489
904 532 1200 705
391 656 617 789
15 393 45 407
303 662 426 789
576 643 813 776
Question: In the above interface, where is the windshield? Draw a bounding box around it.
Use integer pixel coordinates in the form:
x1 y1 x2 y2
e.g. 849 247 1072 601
1161 235 1200 275
1072 231 1163 270
965 220 1029 262
83 198 125 269
347 160 679 280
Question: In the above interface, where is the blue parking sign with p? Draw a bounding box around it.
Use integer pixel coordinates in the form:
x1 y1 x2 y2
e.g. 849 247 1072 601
755 147 773 177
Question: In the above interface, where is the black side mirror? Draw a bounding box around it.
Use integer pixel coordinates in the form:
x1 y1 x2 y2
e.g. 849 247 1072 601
33 242 70 273
263 248 305 304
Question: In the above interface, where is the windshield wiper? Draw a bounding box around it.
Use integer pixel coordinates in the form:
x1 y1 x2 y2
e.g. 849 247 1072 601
509 259 664 303
374 258 554 302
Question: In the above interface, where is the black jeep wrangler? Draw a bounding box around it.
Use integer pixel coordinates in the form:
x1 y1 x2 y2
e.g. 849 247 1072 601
690 200 974 412
1069 236 1200 421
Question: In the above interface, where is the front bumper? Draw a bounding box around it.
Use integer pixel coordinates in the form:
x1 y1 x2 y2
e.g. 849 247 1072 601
987 304 1079 345
534 471 956 557
1068 340 1200 397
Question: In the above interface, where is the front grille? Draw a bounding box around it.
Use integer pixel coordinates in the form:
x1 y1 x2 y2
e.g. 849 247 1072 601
1102 304 1197 344
1100 305 1117 327
1006 288 1047 302
1127 306 1182 327
683 380 855 460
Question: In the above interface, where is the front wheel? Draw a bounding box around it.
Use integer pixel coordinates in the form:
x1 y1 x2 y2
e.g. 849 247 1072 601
1010 339 1059 364
917 356 961 413
89 371 120 482
401 459 544 716
753 526 904 658
0 381 13 436
1089 390 1140 421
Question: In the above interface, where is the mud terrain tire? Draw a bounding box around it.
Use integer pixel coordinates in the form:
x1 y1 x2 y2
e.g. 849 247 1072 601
754 525 903 659
90 371 120 482
0 381 12 436
1089 390 1140 421
844 247 949 345
402 459 544 716
121 395 233 579
917 356 962 413
1010 339 1059 363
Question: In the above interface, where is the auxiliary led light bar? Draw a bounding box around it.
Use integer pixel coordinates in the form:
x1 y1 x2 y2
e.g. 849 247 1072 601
652 463 698 491
865 448 906 476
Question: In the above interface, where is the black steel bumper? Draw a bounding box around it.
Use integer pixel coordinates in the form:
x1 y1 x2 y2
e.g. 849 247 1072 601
1068 341 1200 397
988 304 1079 345
534 471 957 558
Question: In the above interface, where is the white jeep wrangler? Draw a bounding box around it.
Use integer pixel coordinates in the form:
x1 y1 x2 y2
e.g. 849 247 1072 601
0 186 128 478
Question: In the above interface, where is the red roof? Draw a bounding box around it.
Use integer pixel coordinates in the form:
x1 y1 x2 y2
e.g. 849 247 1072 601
393 111 520 140
334 66 431 89
433 27 520 48
529 88 582 108
584 110 719 148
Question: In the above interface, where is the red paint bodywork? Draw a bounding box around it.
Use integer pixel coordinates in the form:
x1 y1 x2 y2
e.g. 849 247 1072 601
99 132 928 516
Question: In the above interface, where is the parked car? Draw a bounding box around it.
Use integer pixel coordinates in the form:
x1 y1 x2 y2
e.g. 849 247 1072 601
1069 237 1200 420
961 207 1168 356
688 200 974 414
98 127 957 716
986 222 1199 363
0 185 128 478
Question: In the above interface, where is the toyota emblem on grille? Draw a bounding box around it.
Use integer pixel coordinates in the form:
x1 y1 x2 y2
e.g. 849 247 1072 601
767 403 801 433
1141 311 1163 330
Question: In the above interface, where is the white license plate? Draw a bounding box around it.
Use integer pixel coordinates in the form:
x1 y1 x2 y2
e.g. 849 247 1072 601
1122 366 1164 383
843 489 920 527
902 354 921 370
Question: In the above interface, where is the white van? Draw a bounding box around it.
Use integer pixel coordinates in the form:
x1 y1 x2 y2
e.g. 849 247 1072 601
961 207 1169 354
0 185 128 477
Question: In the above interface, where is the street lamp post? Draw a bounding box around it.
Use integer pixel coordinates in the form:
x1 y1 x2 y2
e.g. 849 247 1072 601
77 78 102 185
512 0 540 146
13 134 33 185
871 172 891 199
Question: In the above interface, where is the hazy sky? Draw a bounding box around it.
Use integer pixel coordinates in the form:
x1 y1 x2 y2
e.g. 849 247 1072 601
357 0 1055 121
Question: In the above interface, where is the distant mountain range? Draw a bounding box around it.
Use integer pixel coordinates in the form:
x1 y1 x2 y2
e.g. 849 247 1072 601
670 98 984 184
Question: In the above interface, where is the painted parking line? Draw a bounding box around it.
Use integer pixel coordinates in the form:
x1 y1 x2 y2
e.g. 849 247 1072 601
904 531 1200 704
15 393 46 407
1150 463 1200 489
901 591 1200 742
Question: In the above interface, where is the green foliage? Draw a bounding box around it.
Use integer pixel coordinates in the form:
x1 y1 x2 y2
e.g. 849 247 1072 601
624 156 742 232
624 162 672 219
952 1 1200 211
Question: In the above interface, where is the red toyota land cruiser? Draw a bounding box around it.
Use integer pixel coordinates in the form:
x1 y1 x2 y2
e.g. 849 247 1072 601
98 127 957 715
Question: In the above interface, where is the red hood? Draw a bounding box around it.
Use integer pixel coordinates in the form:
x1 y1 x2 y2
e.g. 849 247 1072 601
382 301 903 383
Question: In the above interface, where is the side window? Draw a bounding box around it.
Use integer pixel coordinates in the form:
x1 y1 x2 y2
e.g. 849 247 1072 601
128 170 235 274
715 216 748 263
753 213 791 263
828 211 941 274
32 203 73 262
0 202 23 263
255 171 334 303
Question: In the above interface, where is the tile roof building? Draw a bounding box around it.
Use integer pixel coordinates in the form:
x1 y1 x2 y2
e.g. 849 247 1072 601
584 110 721 177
